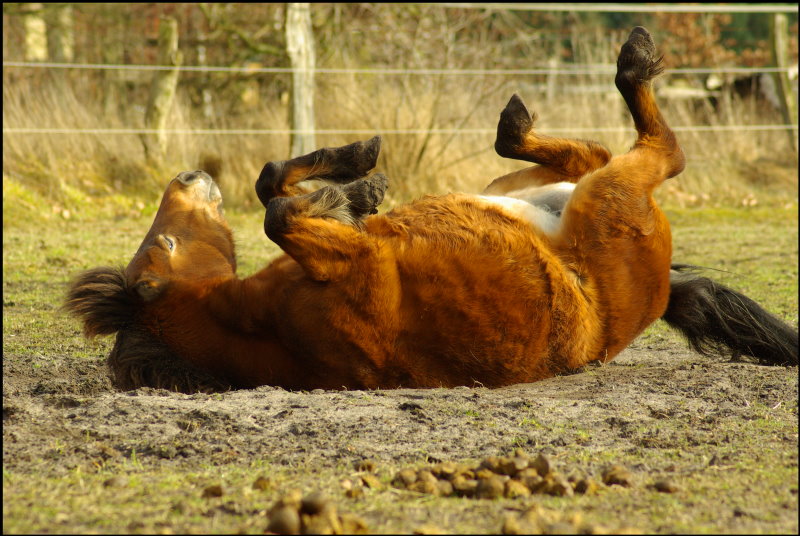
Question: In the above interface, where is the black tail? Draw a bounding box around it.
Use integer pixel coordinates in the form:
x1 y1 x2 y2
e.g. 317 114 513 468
662 264 798 366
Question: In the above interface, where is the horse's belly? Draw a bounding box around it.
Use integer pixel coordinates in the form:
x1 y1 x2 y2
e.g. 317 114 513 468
389 248 557 386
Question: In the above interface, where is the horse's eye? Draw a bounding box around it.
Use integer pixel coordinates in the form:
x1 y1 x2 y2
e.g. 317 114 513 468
162 235 175 251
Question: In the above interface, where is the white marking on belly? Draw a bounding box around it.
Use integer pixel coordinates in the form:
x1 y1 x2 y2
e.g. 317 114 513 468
478 195 562 235
506 182 576 215
477 182 576 236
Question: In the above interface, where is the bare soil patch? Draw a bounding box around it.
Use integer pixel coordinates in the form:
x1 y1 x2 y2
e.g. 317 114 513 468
3 340 797 534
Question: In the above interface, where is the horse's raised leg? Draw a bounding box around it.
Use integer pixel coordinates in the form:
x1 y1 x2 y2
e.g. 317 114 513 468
255 136 381 207
553 27 684 369
259 170 399 384
483 95 612 195
562 26 684 227
264 173 389 281
613 27 685 178
256 137 389 282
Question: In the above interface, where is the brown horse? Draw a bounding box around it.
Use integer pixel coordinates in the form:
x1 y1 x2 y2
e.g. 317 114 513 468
65 28 797 393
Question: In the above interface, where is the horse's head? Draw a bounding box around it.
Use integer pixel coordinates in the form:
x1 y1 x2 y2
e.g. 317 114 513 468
64 170 236 338
125 170 235 300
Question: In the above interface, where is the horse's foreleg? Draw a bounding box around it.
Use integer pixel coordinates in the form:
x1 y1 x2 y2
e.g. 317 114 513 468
261 172 399 387
265 174 388 281
483 95 612 195
256 136 381 208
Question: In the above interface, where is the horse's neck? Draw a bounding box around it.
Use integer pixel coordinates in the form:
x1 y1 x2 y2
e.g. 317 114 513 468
156 275 296 388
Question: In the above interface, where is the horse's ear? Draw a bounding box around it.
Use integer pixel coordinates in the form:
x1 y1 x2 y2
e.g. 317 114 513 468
63 267 136 338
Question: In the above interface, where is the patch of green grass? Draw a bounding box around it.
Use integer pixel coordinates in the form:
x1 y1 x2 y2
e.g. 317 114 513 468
667 206 798 321
4 462 283 534
3 175 160 229
518 416 544 428
636 205 799 351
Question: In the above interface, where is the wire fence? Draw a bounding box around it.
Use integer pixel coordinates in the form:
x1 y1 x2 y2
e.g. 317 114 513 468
2 3 798 137
2 61 797 76
3 63 796 135
3 59 798 135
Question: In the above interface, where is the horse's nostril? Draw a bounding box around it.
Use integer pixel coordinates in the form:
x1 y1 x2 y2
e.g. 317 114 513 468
177 172 198 185
177 170 212 185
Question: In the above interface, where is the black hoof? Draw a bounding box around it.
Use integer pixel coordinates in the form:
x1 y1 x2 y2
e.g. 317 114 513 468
616 26 664 88
255 160 285 207
341 173 388 218
339 136 382 180
313 135 382 184
255 136 382 209
495 94 537 159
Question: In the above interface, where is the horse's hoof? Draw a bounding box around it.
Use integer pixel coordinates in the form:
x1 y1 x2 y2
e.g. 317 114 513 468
495 94 537 160
615 26 664 88
342 173 388 218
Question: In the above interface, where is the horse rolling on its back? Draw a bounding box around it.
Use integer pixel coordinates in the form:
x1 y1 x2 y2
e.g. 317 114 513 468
65 28 798 393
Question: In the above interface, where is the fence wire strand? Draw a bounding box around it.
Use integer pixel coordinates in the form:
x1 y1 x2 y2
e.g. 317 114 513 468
4 125 798 136
2 61 797 76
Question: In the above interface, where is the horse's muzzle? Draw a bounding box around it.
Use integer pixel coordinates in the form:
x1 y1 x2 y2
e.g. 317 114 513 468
175 170 222 203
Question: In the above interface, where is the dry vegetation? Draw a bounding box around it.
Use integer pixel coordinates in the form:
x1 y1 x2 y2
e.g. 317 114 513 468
2 4 797 224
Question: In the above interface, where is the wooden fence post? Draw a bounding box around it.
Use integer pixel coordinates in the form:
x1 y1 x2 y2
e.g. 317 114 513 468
286 3 316 158
22 3 47 61
770 13 797 152
45 4 74 63
141 16 182 161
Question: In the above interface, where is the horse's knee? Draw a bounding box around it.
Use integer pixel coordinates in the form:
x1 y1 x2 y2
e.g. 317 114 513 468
664 144 685 179
626 143 685 182
265 187 352 244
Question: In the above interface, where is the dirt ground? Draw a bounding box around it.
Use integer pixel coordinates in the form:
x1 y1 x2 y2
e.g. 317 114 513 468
3 338 798 533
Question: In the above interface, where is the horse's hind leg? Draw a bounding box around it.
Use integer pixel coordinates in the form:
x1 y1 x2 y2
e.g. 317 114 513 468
483 95 612 195
553 27 684 368
256 136 381 207
563 26 685 221
614 27 685 177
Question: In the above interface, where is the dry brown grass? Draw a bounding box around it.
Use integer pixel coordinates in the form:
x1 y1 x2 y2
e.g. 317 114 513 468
3 44 797 222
